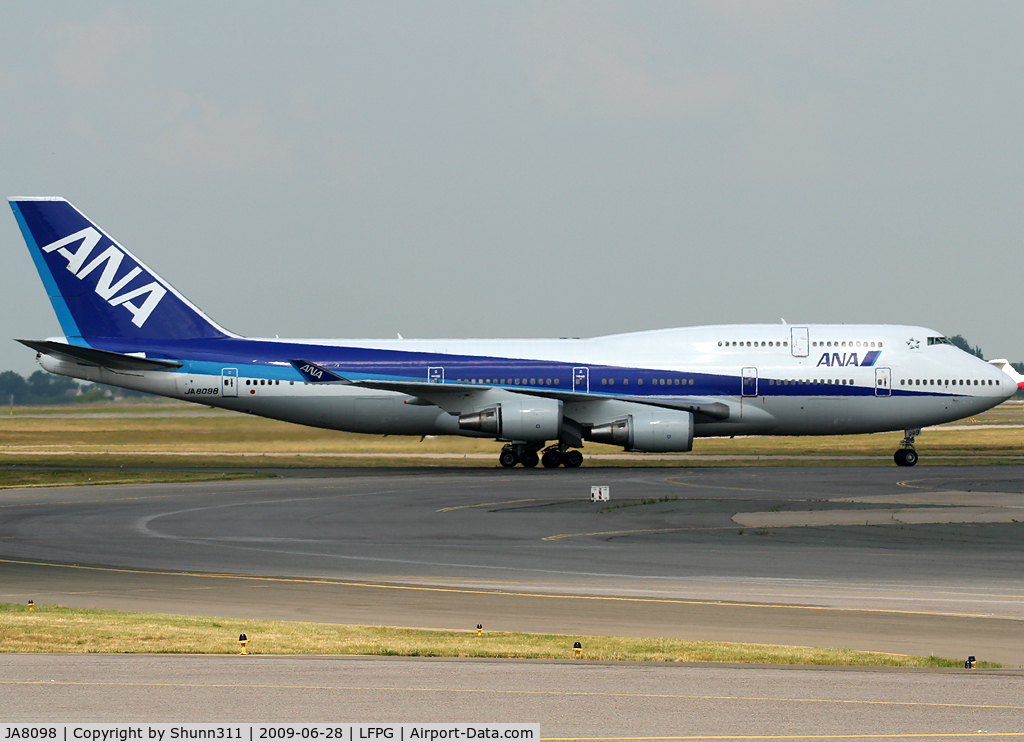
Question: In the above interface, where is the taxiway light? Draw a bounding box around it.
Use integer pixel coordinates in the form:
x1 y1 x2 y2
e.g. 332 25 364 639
573 641 582 659
239 633 249 655
27 600 34 611
477 624 483 637
965 655 976 669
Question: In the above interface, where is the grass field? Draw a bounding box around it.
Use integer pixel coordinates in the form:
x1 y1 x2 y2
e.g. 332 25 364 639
1 400 1022 473
0 602 989 667
0 469 267 489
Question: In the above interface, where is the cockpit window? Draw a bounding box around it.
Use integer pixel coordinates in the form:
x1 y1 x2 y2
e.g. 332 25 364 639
927 336 953 346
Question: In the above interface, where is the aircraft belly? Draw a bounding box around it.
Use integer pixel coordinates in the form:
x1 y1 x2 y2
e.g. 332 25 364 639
760 395 997 436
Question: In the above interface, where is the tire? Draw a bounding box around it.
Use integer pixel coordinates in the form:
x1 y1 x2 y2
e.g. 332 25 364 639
520 451 539 468
894 449 907 466
902 448 918 467
499 450 518 468
563 449 584 468
541 450 562 468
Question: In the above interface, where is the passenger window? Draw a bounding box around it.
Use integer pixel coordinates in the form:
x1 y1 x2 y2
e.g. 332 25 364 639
718 341 723 346
688 379 693 385
602 379 607 385
638 379 643 385
783 342 788 347
555 379 559 385
545 378 551 385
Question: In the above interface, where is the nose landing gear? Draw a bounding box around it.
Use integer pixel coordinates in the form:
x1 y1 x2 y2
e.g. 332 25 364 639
894 429 920 467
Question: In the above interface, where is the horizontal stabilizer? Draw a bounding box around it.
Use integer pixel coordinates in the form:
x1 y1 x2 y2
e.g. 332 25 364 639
17 339 183 371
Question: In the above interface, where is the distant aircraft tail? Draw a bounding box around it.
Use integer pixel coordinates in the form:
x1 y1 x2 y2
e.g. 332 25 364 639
9 197 232 344
987 358 1024 389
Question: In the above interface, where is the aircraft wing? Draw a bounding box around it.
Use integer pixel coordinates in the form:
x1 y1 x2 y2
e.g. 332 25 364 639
288 359 729 420
18 339 184 371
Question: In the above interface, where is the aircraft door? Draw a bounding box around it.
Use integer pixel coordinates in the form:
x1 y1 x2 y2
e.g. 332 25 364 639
875 367 891 397
573 367 589 393
741 367 758 397
221 368 238 398
427 367 444 383
791 327 809 357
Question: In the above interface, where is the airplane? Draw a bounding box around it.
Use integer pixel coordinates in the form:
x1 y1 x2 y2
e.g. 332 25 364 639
9 197 1023 468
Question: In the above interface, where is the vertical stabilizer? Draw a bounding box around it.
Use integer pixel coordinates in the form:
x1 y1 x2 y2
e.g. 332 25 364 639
9 198 232 343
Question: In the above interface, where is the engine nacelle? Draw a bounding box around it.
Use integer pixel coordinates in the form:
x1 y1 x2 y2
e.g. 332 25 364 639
458 397 562 441
588 409 694 452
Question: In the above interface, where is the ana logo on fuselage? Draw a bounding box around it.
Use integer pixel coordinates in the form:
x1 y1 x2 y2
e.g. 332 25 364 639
816 351 881 368
40 227 167 328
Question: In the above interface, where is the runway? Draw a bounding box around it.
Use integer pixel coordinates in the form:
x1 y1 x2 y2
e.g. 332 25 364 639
2 465 1024 731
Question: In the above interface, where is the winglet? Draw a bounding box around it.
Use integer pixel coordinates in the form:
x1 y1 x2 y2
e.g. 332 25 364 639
987 358 1024 389
289 359 347 383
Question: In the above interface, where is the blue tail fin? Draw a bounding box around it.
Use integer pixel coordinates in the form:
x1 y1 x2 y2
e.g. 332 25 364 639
9 198 231 343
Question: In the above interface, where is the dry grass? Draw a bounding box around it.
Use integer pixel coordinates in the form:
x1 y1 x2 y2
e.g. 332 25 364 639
0 469 266 489
0 603 988 667
1 402 1022 470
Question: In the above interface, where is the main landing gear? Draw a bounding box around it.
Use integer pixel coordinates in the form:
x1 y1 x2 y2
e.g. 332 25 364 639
894 428 920 467
500 443 583 468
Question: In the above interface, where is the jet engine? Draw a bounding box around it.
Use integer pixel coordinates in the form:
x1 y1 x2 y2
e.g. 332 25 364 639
458 397 563 441
588 409 694 452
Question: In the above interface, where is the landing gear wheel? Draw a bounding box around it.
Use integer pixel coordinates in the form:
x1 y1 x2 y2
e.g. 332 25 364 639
499 450 519 468
520 451 539 468
563 449 584 468
541 450 563 468
894 448 918 467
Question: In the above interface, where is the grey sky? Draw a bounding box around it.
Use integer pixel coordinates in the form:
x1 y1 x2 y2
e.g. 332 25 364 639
2 1 1022 376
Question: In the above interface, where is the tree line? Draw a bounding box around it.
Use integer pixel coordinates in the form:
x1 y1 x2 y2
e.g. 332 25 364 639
0 370 153 406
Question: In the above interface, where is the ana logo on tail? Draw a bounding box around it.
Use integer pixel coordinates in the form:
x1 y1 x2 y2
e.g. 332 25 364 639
41 227 167 328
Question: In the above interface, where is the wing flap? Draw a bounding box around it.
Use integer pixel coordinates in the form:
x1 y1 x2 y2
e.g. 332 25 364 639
288 366 730 421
